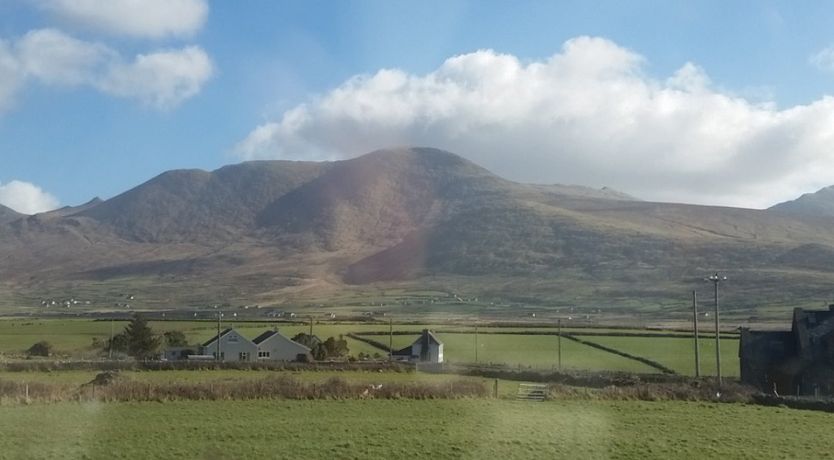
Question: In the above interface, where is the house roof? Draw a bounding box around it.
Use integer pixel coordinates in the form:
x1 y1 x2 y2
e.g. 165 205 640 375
201 328 233 347
392 330 443 357
392 345 413 356
422 329 443 346
252 330 278 345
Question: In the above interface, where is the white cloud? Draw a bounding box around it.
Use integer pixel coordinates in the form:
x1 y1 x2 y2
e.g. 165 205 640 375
99 46 213 109
810 46 834 73
16 28 114 86
0 29 212 111
0 40 23 113
35 0 208 39
0 180 60 214
235 36 834 208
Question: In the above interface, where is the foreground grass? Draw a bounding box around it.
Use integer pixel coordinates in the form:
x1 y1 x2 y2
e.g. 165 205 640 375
0 370 523 398
1 399 831 459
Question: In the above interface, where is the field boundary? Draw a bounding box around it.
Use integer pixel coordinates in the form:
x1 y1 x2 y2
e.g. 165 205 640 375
560 335 677 374
352 330 678 374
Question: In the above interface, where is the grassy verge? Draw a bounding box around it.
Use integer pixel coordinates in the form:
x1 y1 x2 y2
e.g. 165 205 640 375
1 399 831 459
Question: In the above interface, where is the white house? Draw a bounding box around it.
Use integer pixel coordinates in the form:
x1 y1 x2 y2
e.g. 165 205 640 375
252 330 312 362
392 329 444 363
200 328 258 362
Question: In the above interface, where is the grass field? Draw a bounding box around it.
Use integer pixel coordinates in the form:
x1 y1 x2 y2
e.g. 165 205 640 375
386 333 658 372
1 399 831 459
574 335 741 377
0 319 739 375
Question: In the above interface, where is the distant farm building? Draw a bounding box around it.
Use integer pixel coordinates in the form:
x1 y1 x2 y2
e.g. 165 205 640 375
740 306 834 396
392 329 444 364
190 328 311 362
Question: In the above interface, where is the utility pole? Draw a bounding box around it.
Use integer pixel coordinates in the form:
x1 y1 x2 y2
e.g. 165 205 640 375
692 290 700 378
706 273 726 385
216 312 222 361
388 317 393 361
557 318 562 370
108 317 114 360
474 324 479 364
309 316 313 336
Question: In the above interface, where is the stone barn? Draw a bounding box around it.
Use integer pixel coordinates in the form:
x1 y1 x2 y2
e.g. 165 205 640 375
740 306 834 396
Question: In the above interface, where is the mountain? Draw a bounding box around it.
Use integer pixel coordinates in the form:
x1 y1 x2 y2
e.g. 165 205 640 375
78 160 328 242
770 186 834 218
2 147 834 317
0 204 22 225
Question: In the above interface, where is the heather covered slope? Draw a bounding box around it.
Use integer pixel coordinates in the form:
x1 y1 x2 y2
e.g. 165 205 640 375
2 147 834 313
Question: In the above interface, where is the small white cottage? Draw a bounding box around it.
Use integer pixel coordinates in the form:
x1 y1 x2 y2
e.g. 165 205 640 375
392 329 444 363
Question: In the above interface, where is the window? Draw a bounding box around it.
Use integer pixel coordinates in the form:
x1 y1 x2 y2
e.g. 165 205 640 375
258 351 270 358
239 352 249 361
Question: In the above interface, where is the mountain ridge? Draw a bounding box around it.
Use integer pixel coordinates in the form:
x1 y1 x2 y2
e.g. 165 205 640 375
2 147 834 314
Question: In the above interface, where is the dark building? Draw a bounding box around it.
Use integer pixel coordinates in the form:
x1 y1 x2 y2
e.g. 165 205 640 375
740 306 834 395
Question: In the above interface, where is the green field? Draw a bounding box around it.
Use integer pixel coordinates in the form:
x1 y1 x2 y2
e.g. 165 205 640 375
575 335 741 377
1 399 830 459
0 319 747 377
386 332 657 373
0 320 393 357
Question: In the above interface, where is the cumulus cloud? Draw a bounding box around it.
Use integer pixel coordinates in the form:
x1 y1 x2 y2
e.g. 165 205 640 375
35 0 208 39
810 46 834 73
0 29 212 110
0 180 60 214
0 40 23 112
234 36 834 208
99 46 213 109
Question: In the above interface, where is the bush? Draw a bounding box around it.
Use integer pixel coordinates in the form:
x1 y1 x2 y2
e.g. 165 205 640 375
26 341 52 357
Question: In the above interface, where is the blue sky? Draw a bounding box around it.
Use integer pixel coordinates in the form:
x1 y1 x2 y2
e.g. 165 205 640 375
2 0 834 212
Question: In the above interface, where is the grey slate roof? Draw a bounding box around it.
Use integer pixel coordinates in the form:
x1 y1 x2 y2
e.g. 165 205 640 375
252 330 278 345
201 328 233 347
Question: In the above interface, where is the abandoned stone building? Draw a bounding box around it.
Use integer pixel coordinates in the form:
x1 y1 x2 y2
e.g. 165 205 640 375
740 306 834 396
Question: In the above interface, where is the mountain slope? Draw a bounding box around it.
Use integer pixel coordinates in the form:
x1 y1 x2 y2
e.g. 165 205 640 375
2 147 834 314
770 186 834 218
78 160 328 242
0 204 22 225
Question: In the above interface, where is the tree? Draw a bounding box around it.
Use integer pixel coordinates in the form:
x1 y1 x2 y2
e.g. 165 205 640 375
27 341 52 357
107 332 129 353
123 314 161 359
163 330 188 347
291 333 349 360
322 336 349 358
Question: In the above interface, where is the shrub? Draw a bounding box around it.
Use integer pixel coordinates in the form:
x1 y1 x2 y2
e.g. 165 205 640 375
26 341 52 357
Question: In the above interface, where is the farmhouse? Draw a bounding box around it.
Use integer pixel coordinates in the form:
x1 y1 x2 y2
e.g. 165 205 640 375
392 329 444 363
740 306 834 396
191 328 312 362
252 330 312 361
200 328 258 362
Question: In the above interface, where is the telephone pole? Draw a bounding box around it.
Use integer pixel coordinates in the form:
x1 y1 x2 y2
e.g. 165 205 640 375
216 312 222 361
557 318 562 370
706 273 726 385
474 324 479 364
692 290 700 378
